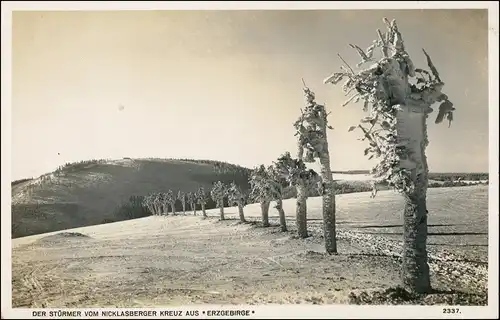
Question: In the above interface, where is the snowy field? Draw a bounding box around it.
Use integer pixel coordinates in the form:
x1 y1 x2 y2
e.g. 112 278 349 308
333 173 374 181
12 186 488 307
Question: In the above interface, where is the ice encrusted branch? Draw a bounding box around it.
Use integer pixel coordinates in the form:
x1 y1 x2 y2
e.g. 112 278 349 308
324 18 456 195
422 48 441 83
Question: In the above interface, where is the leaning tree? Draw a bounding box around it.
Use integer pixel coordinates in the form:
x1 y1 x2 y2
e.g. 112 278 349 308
294 81 338 253
249 165 274 227
227 181 247 223
197 186 209 218
177 191 187 215
274 151 321 237
210 181 227 220
187 191 198 216
324 18 455 293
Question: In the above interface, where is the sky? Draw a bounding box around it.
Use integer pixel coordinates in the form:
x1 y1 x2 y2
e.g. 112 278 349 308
11 9 490 180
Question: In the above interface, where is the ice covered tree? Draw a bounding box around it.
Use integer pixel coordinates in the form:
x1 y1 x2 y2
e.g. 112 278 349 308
177 191 187 215
187 191 197 216
165 190 176 215
210 181 227 220
227 181 247 223
291 91 328 240
197 186 209 218
156 193 164 215
152 192 163 215
294 81 337 253
249 165 278 228
267 163 290 232
274 152 321 237
154 192 163 215
146 193 155 215
324 18 455 293
143 194 156 215
161 192 171 215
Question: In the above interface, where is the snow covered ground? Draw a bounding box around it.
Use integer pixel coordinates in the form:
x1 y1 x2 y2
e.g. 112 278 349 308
333 173 374 181
12 186 488 307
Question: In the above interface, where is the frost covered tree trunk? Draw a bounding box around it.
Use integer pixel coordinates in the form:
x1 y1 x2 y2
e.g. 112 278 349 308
398 104 432 293
192 202 197 216
260 201 270 227
182 202 186 215
295 147 308 238
219 200 225 220
318 110 337 254
402 189 430 293
295 181 308 237
237 203 246 222
276 198 287 232
170 202 176 215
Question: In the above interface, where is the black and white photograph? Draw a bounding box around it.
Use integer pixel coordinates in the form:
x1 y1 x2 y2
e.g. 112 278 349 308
2 1 499 319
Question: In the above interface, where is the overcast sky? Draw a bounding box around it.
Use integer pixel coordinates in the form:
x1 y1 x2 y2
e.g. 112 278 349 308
11 9 489 180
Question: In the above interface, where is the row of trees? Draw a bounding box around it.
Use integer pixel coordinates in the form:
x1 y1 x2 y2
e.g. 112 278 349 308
143 187 210 217
140 154 323 236
141 181 251 221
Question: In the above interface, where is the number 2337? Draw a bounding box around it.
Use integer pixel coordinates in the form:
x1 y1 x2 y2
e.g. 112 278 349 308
443 308 460 314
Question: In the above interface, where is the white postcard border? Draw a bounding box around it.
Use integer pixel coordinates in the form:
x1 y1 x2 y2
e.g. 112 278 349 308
2 1 498 319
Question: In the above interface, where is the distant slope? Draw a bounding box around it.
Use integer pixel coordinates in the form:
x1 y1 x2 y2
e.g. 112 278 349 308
11 158 252 238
